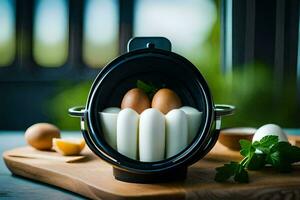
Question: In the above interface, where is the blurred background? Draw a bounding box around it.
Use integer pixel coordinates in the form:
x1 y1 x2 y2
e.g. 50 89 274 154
0 0 299 130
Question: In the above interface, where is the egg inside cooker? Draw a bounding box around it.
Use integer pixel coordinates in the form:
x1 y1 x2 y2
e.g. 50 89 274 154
88 50 211 163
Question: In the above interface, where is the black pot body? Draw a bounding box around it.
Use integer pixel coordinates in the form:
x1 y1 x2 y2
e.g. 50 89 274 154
69 37 234 183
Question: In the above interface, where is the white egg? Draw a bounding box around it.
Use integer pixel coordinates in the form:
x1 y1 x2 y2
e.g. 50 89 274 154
165 109 188 158
139 108 165 162
180 106 202 144
117 108 139 160
252 124 288 143
99 107 121 150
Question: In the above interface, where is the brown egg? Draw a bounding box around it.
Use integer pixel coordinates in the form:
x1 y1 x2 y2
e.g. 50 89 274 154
151 88 182 114
25 123 61 150
121 88 151 114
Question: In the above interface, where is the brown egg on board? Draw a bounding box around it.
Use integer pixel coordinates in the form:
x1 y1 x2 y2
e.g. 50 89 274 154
25 123 61 150
121 88 151 114
151 88 182 114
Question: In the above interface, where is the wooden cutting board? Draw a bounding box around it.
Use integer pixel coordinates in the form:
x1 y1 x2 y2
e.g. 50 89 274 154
3 139 300 200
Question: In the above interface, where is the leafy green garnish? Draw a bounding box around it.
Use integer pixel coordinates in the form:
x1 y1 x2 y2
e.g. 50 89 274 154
215 135 300 183
245 153 266 170
136 80 159 99
252 135 278 154
239 139 254 157
215 162 249 183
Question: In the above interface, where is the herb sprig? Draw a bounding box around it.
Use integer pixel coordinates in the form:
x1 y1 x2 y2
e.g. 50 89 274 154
137 80 159 99
215 135 300 183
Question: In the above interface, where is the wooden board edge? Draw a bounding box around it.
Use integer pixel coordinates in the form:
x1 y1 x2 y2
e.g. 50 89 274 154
2 151 186 200
3 152 124 200
3 146 300 200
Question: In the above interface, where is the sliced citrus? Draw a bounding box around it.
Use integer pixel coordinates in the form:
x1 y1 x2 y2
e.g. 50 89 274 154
53 138 85 156
78 139 86 151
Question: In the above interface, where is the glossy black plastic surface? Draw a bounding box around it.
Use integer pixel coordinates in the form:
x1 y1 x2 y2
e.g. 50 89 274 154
81 47 216 175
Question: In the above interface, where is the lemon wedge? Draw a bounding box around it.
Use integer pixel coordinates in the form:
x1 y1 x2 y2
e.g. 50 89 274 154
53 138 85 156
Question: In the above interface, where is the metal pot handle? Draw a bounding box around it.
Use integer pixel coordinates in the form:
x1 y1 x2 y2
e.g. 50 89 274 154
200 105 235 157
201 104 235 152
215 104 235 117
68 106 86 117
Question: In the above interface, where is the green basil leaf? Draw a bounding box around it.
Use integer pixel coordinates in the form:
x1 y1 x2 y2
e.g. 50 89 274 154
267 147 292 172
136 80 158 99
215 134 300 184
246 153 266 170
259 135 279 146
234 164 249 183
215 162 239 182
239 139 254 157
253 135 279 154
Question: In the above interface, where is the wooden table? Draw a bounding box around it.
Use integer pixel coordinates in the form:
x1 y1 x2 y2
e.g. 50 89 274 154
1 130 300 200
0 131 85 200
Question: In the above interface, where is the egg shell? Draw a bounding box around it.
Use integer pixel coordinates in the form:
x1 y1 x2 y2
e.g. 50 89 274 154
117 108 139 160
180 106 202 144
252 124 288 142
121 88 150 114
151 88 182 114
165 109 188 158
25 123 60 150
139 108 165 162
99 107 120 150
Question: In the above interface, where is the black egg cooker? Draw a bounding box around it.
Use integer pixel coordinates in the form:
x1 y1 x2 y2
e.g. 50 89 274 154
69 37 235 183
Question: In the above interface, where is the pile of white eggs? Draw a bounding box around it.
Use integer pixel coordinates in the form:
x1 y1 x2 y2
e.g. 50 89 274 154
99 106 202 162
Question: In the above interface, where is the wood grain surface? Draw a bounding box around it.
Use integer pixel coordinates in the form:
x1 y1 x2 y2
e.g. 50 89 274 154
3 138 300 200
6 147 85 163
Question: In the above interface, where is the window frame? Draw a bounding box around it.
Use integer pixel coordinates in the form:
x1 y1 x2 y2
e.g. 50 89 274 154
0 0 134 82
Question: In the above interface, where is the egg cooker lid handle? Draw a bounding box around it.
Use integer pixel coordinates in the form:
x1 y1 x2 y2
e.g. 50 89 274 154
127 37 172 52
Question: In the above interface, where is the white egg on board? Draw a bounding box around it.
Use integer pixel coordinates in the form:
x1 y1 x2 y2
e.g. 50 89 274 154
139 108 165 162
165 109 188 158
180 106 202 144
117 108 139 160
99 107 121 150
252 124 288 142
